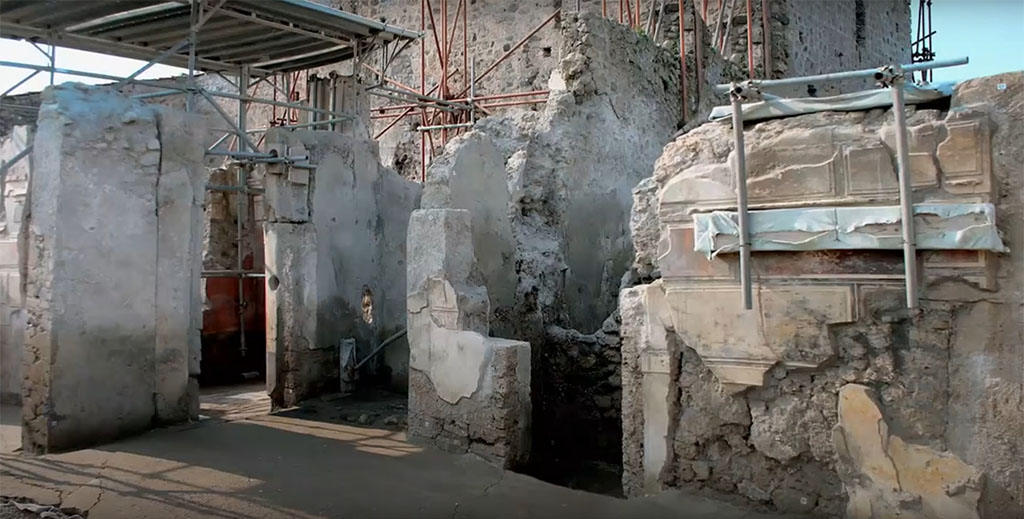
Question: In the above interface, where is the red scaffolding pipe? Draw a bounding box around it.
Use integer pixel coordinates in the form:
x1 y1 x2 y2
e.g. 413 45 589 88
694 0 703 107
459 10 560 98
441 0 448 144
678 0 686 118
420 0 427 182
746 0 754 77
374 90 550 112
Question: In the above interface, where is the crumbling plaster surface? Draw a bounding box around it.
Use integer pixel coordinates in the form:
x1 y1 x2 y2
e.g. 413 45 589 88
263 126 421 407
21 84 205 452
835 384 983 519
406 209 531 468
621 72 1024 517
418 12 724 473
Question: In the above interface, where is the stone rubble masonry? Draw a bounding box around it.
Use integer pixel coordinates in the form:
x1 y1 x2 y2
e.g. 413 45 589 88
406 209 531 468
620 72 1023 518
21 84 206 453
263 126 421 408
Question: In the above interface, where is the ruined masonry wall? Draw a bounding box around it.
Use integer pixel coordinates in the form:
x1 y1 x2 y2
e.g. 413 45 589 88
21 84 205 452
406 209 531 467
324 0 908 178
263 124 421 408
419 12 714 476
621 72 1024 518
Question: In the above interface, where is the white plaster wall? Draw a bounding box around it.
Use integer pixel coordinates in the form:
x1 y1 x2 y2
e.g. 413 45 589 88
21 85 204 452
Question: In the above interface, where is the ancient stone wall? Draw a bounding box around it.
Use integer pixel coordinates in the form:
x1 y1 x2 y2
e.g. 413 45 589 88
263 120 421 408
406 209 531 467
621 72 1024 517
698 0 910 95
320 0 907 178
414 12 724 485
21 84 205 452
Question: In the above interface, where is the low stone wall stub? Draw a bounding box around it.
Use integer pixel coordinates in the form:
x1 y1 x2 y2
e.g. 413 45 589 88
406 209 531 468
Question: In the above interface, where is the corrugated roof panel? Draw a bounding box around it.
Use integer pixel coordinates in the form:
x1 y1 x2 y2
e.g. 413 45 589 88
0 0 418 74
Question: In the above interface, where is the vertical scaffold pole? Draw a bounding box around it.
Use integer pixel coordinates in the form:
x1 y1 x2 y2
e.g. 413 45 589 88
729 84 753 310
891 69 919 309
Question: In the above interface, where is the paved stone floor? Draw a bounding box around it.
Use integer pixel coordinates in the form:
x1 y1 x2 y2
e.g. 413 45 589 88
0 399 794 519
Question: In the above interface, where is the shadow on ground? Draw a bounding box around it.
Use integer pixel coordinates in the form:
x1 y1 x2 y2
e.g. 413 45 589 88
0 396 795 519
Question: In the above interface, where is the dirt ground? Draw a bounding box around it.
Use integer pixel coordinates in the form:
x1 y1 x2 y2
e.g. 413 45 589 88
0 392 795 519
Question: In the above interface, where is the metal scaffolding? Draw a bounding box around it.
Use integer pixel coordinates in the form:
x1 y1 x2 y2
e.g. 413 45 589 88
714 56 969 311
0 0 420 356
364 0 555 181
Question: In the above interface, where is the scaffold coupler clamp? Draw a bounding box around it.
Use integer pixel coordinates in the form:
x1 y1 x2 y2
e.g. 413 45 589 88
729 80 763 103
874 65 903 88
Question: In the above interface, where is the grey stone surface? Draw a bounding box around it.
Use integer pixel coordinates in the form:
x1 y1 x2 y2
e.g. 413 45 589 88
939 72 1024 518
263 128 421 407
422 132 516 321
21 84 201 452
154 108 208 424
406 209 531 468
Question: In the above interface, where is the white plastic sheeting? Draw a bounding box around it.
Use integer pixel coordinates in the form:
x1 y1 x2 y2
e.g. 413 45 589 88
709 83 955 123
694 203 1008 258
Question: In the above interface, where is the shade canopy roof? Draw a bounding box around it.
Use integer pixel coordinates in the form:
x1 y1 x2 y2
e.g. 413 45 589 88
0 0 419 75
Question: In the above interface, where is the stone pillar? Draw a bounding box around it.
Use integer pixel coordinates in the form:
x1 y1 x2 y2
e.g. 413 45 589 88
406 209 530 468
154 109 207 423
21 84 203 452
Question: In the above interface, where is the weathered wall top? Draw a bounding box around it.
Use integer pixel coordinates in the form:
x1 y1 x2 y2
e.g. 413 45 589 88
621 72 1023 517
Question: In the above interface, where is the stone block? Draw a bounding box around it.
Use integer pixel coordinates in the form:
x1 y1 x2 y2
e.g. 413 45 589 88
22 85 168 452
264 172 310 223
659 225 732 280
3 272 20 307
265 222 318 406
938 121 984 177
743 129 838 202
658 164 735 211
937 117 992 196
909 152 940 187
422 132 516 324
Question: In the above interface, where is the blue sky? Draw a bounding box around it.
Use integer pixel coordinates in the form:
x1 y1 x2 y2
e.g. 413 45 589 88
1 1 1022 95
917 0 1024 82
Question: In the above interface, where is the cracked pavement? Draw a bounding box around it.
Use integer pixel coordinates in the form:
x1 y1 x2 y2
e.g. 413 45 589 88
0 410 794 519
